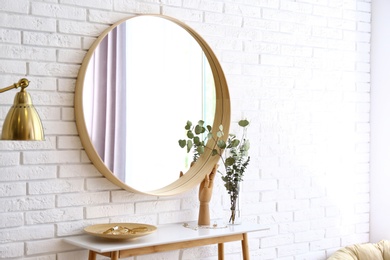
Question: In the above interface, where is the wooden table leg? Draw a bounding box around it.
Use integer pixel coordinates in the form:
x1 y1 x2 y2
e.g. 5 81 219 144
218 243 224 260
241 233 250 260
111 251 119 260
88 251 97 260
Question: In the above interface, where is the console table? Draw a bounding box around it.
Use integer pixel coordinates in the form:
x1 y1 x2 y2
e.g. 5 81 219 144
63 222 267 260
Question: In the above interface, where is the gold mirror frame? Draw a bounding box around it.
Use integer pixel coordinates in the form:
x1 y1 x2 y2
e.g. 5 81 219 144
75 14 230 196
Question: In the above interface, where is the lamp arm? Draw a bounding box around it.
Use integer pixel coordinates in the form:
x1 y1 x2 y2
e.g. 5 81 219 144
0 78 30 93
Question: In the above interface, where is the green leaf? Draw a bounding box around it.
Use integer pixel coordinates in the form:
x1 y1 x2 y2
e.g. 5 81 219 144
212 149 218 156
243 140 250 151
178 140 186 148
187 130 194 139
185 121 192 130
217 140 226 149
238 119 249 127
226 157 235 166
231 139 240 148
217 130 224 138
197 120 204 126
193 136 200 145
197 145 204 154
195 125 205 135
186 140 193 153
219 125 223 131
207 125 212 132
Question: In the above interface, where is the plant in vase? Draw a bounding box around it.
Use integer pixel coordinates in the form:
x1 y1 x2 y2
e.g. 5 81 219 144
178 119 250 224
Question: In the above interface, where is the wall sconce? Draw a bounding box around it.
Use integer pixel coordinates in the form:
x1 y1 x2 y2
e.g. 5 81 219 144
0 78 44 140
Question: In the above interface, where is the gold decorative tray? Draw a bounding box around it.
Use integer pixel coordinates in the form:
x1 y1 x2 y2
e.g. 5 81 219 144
84 223 157 240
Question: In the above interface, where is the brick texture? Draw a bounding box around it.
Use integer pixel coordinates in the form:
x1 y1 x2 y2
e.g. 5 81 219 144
0 0 370 259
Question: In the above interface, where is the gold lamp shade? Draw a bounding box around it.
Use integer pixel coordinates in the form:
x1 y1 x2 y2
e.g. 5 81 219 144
1 78 44 141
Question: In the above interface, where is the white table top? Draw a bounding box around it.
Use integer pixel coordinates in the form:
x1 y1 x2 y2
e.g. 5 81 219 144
63 222 267 253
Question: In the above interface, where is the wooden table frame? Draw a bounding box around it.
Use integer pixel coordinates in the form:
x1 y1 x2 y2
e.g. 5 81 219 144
64 223 266 260
88 233 249 260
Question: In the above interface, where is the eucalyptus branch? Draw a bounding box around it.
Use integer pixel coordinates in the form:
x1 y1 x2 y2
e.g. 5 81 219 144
179 119 251 224
178 119 250 177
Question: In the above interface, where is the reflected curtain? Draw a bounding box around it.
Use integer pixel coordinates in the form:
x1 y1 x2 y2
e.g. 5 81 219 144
84 23 127 180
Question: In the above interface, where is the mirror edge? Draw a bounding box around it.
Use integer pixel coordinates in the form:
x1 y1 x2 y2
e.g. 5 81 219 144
74 14 231 196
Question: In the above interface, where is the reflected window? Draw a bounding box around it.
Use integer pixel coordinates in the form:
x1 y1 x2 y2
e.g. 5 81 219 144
83 16 216 192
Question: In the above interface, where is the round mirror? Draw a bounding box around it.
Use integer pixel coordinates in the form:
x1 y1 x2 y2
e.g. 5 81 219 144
75 15 230 196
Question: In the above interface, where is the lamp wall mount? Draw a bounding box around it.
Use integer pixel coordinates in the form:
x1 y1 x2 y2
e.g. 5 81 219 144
0 78 30 93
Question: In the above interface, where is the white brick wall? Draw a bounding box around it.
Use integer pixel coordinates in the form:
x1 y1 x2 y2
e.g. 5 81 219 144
0 0 370 259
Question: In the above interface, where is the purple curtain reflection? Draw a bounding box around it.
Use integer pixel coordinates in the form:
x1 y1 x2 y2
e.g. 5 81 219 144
84 23 127 180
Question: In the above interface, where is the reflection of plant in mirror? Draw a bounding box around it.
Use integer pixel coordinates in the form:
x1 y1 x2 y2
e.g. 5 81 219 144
178 119 250 224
